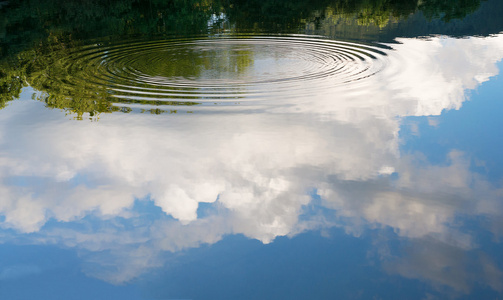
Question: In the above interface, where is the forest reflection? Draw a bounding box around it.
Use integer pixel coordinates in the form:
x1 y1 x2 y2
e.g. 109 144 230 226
0 0 491 43
1 0 502 117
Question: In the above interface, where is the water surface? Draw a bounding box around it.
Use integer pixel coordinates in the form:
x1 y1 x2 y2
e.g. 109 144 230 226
1 0 503 299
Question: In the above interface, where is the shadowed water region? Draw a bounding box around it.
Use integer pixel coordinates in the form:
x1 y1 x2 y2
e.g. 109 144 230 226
1 0 503 299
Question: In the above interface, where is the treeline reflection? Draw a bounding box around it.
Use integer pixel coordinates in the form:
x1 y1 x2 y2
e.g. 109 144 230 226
1 0 502 115
0 0 497 45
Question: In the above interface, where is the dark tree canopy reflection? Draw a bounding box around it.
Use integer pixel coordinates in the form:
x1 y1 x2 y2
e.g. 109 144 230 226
0 0 500 116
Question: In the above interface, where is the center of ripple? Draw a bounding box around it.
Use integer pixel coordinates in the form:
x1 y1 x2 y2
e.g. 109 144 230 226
110 39 338 86
125 43 315 84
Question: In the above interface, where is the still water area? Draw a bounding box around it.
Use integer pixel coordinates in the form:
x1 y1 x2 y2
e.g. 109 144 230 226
1 0 503 299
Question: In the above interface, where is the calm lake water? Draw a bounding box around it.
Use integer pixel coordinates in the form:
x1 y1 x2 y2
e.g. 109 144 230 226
1 0 503 299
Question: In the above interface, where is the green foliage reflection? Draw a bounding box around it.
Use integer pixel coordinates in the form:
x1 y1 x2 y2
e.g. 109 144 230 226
0 0 495 117
420 0 482 22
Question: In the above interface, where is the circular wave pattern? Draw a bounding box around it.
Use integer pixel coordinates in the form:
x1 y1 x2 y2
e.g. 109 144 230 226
40 35 389 106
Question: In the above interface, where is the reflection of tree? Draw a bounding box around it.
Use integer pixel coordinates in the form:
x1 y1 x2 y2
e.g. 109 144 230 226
1 34 259 118
227 0 481 32
0 0 497 114
317 0 418 28
17 36 120 119
419 0 483 22
0 0 216 59
0 0 489 59
306 0 499 42
0 0 227 116
0 35 197 119
0 64 25 109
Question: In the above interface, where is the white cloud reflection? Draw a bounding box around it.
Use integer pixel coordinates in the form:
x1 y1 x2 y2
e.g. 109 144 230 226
1 34 503 288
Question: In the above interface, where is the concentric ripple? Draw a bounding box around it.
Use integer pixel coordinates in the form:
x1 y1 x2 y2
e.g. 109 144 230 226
34 35 389 107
